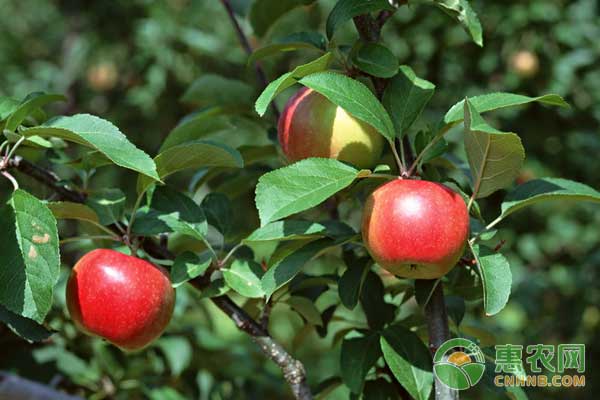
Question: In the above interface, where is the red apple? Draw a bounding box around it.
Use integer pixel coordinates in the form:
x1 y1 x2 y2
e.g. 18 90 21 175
278 87 384 169
362 179 469 279
66 249 175 351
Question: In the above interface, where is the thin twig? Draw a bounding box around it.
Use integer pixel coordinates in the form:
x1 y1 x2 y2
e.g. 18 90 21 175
220 0 279 119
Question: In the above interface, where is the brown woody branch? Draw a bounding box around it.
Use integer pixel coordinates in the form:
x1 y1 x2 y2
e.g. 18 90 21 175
5 157 312 400
354 5 454 400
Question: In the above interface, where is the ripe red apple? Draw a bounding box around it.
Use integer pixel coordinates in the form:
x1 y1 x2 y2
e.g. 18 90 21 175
362 179 469 279
278 87 384 168
66 249 175 351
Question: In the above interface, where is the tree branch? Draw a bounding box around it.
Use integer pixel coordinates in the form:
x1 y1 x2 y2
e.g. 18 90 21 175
0 372 83 400
7 156 86 203
5 157 312 400
354 6 454 400
220 0 279 119
424 282 458 400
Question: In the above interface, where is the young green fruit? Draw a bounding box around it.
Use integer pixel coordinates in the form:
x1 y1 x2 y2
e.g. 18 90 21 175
66 249 175 351
362 179 469 279
278 87 384 169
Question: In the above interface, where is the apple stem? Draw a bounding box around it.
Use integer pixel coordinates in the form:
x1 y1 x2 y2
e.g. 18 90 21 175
424 280 459 400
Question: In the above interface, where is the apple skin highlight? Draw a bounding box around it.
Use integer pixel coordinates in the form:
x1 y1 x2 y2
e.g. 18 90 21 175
66 249 175 351
362 179 469 279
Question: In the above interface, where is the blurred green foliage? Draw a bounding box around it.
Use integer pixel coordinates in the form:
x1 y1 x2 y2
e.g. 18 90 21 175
0 0 598 399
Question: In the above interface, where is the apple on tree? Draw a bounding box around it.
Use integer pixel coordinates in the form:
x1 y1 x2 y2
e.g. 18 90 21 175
278 87 384 169
66 249 175 351
362 179 469 279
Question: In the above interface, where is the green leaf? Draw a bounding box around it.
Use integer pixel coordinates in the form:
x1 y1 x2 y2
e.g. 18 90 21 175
255 158 359 226
171 251 212 288
181 74 254 107
286 296 323 326
47 202 100 224
261 238 334 298
464 99 525 199
148 387 187 400
338 258 369 310
360 271 394 330
500 178 600 219
326 0 395 39
248 31 326 65
299 72 396 141
0 304 53 342
244 220 326 243
22 114 159 180
470 244 512 316
445 295 466 326
380 324 433 400
444 93 569 126
249 0 317 37
0 190 59 323
132 187 207 239
0 96 20 121
201 193 232 237
351 42 399 78
363 378 398 400
340 333 382 393
223 259 265 298
138 140 243 194
156 336 192 376
255 52 333 116
86 189 125 226
429 0 483 46
5 92 66 132
159 107 232 152
383 65 435 136
414 130 447 163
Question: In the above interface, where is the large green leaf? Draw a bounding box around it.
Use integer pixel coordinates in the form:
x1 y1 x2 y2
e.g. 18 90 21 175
159 107 231 152
255 52 333 116
0 304 53 343
338 256 369 310
0 190 59 323
299 72 396 141
249 0 317 37
255 158 359 226
248 31 326 65
132 187 207 239
464 99 524 199
325 0 395 39
444 92 569 126
22 114 159 180
138 140 243 194
156 337 192 377
261 238 334 298
181 74 254 107
244 220 326 243
360 271 394 330
170 252 212 288
201 193 232 237
470 244 512 316
383 65 435 136
350 43 399 79
0 96 20 121
286 296 323 326
428 0 483 46
500 178 600 219
5 92 66 132
223 259 265 298
47 202 100 224
340 332 382 393
380 325 433 400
